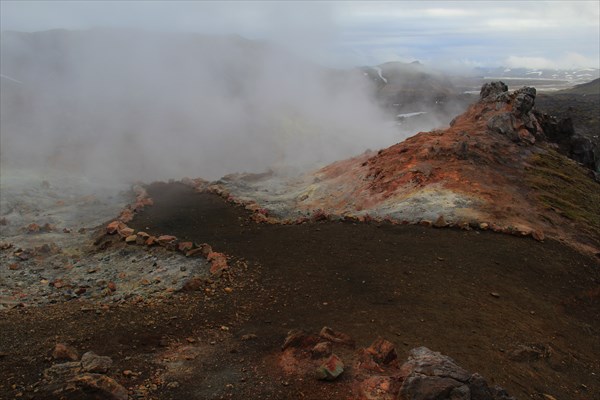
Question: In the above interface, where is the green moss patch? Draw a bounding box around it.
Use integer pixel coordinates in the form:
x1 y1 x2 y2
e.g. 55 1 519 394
526 149 600 239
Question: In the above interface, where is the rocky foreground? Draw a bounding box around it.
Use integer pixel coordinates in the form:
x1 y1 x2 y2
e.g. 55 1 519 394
1 83 599 399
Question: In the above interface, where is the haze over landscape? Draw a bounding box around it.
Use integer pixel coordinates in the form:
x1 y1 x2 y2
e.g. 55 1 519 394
1 1 599 181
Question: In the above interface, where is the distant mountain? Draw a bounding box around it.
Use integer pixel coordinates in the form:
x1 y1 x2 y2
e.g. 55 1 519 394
472 66 600 90
555 78 600 95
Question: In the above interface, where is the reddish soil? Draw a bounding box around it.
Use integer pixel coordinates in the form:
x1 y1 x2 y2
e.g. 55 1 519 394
1 182 598 400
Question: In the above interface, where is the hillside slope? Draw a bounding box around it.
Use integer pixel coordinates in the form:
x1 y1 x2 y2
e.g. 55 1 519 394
209 82 600 254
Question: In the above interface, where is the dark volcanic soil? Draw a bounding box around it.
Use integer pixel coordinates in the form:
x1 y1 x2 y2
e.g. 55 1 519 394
1 182 599 400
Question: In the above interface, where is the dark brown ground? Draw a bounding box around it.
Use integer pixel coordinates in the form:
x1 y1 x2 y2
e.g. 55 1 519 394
1 182 599 400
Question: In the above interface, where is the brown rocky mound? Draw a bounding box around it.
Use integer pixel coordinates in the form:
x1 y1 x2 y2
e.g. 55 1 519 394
211 82 600 255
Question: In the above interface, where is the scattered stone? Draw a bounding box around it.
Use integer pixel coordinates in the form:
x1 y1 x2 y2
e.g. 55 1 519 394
181 277 204 292
282 330 309 350
311 341 333 359
27 223 41 233
122 369 134 377
433 215 447 228
81 351 113 373
178 241 194 252
117 226 134 238
532 230 545 241
157 235 177 246
490 292 500 298
199 243 213 257
542 395 558 400
52 343 79 361
125 234 137 244
419 220 432 227
479 222 489 230
70 373 128 400
366 337 397 365
241 334 258 341
185 247 205 257
208 252 229 275
166 381 180 389
0 242 14 250
316 354 344 381
319 326 355 347
107 281 117 292
397 347 514 400
508 343 551 362
106 221 124 235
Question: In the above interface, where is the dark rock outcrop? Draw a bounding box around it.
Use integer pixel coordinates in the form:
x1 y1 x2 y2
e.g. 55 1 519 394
480 82 508 101
481 82 540 145
398 347 516 400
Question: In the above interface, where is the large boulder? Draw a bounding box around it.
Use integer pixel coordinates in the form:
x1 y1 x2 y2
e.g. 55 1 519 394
397 347 516 400
480 82 508 101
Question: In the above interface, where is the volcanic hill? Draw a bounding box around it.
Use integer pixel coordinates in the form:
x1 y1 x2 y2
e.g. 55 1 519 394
210 82 600 255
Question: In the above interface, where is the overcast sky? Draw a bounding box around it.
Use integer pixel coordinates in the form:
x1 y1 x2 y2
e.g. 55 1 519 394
1 1 599 69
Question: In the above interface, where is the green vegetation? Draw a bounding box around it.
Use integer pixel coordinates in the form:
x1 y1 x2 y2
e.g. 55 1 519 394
527 149 600 238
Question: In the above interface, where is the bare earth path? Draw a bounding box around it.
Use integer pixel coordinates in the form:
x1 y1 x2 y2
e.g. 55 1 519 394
1 182 598 399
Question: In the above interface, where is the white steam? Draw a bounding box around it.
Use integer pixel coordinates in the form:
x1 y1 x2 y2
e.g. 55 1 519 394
1 29 404 183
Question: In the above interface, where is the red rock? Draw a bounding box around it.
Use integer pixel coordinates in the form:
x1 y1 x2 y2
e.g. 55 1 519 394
125 234 137 243
366 337 397 365
136 231 150 244
117 224 135 238
433 215 447 228
27 223 40 233
157 235 177 245
107 282 116 292
532 229 545 241
319 326 355 346
199 243 213 257
52 343 79 361
419 220 432 227
70 373 128 400
208 252 228 275
282 330 307 351
145 236 157 246
316 354 344 381
178 242 193 252
311 341 333 359
119 209 134 223
356 348 384 372
185 248 204 257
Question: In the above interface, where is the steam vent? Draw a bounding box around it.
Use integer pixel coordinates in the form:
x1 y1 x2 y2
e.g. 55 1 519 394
212 81 600 255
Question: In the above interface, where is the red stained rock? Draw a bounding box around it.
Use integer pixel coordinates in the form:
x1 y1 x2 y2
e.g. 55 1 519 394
366 337 397 365
319 326 355 347
532 229 545 241
208 252 228 275
27 223 40 233
52 343 79 361
124 234 137 243
178 242 194 252
70 374 128 400
311 341 333 359
157 235 177 245
316 354 344 381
